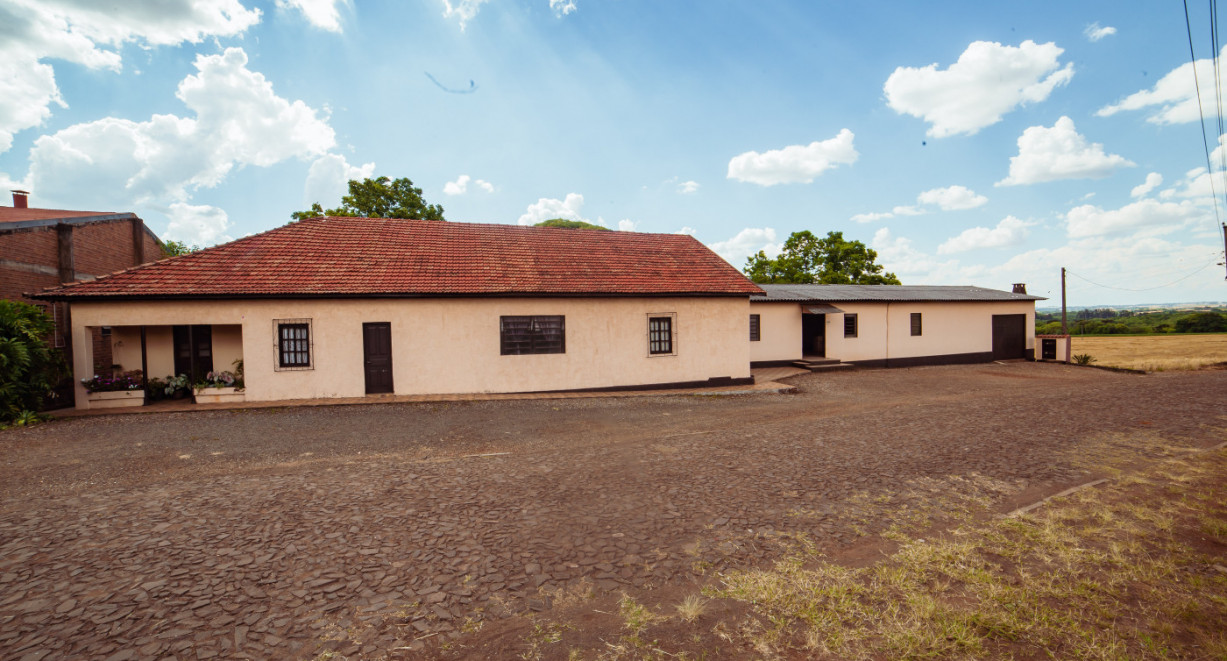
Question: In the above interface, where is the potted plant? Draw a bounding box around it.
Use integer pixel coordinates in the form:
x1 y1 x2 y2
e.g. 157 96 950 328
81 370 145 409
192 367 246 405
164 374 190 400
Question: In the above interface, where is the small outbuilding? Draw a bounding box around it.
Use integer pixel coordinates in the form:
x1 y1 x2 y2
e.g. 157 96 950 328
750 284 1043 368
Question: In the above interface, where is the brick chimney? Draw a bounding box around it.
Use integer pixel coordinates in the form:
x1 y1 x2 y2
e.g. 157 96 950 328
11 190 29 208
1012 283 1027 294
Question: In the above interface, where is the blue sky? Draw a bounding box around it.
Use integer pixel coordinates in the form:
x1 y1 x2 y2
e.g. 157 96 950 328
2 0 1226 306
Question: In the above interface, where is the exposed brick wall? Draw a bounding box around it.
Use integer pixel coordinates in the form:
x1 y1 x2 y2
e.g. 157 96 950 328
74 220 138 276
91 327 115 374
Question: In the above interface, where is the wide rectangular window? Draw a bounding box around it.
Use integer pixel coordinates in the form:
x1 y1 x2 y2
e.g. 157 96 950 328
500 315 565 355
749 314 761 342
844 313 858 338
275 319 313 370
649 316 674 355
910 312 922 336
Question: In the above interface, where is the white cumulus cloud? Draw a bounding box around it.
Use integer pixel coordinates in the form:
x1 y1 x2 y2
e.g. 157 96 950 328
441 0 489 30
443 174 494 195
727 129 857 186
549 0 577 16
277 0 346 32
707 228 782 268
25 47 335 217
997 117 1134 186
0 0 262 153
1084 22 1116 42
917 185 988 210
884 40 1074 138
1131 172 1164 198
1065 198 1204 238
517 193 586 225
937 216 1033 254
617 219 638 232
305 153 375 207
1098 46 1227 124
165 202 232 246
677 180 700 194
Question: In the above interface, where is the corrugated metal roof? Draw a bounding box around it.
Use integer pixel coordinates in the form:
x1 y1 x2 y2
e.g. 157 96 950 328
753 284 1045 303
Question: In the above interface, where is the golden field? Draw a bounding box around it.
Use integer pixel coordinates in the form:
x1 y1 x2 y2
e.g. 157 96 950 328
1071 334 1227 371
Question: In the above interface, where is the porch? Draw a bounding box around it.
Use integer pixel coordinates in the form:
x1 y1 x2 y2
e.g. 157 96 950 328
76 323 245 409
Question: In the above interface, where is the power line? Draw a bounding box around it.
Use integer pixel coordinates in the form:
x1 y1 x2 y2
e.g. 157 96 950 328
1065 259 1220 292
1183 1 1227 228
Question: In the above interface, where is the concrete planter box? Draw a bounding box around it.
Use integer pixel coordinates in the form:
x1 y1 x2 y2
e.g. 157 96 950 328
85 390 145 409
194 387 246 405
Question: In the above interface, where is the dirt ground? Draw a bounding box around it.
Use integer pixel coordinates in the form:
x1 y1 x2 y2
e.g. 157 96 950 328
0 362 1224 659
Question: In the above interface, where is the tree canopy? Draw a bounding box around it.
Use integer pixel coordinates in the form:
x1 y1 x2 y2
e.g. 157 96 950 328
161 240 198 257
743 230 901 285
534 218 609 230
292 176 445 221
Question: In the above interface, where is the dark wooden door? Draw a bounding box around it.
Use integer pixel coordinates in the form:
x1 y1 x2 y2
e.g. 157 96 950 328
363 322 394 394
991 314 1026 360
172 325 213 380
801 314 825 357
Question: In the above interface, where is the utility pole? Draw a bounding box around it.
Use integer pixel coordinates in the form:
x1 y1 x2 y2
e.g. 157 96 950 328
1061 267 1068 334
1222 223 1226 280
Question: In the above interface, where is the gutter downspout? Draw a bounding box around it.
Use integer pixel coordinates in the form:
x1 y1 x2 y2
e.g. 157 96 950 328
885 302 890 368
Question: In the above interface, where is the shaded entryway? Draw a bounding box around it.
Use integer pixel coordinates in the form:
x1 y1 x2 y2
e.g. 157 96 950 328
801 314 825 357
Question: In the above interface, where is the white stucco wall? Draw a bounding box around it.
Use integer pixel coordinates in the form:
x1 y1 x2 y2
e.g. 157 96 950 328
750 300 1036 364
70 296 751 406
749 303 803 363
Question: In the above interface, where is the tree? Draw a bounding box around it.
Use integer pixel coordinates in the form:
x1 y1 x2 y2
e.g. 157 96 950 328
534 218 609 230
743 230 901 285
0 301 66 422
1174 311 1227 333
161 240 198 257
292 176 445 221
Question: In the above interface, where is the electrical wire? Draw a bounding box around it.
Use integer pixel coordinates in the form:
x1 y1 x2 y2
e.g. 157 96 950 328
1065 259 1221 292
1185 1 1224 224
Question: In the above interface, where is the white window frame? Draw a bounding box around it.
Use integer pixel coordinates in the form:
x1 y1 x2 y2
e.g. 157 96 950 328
273 318 314 371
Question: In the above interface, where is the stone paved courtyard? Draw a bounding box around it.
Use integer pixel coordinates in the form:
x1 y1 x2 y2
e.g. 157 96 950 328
1 362 1224 659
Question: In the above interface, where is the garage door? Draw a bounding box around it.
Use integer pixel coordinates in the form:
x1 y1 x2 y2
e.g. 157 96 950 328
991 314 1026 360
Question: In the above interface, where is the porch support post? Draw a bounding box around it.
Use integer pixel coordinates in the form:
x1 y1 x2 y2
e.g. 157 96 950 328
140 326 149 405
187 325 196 383
72 322 93 410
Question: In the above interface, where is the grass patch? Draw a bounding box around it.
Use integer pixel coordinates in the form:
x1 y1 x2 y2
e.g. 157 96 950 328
713 447 1227 659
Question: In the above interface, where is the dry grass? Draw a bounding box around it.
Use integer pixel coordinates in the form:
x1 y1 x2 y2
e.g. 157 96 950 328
1071 334 1227 371
711 445 1227 660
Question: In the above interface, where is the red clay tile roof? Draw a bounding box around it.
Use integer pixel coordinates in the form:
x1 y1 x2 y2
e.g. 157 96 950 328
35 217 762 299
0 207 119 223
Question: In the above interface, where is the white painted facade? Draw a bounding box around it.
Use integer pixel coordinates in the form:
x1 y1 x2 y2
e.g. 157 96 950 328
73 296 752 408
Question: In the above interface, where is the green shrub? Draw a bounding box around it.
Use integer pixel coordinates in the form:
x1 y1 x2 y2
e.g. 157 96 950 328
1072 353 1096 366
0 301 67 422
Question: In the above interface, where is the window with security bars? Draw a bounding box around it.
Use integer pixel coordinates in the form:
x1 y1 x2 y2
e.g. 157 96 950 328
275 320 313 370
648 316 673 355
844 313 858 338
910 312 922 336
500 316 565 355
750 314 761 342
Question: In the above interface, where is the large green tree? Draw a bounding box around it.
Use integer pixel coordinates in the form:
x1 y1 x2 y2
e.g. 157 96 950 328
0 301 66 422
292 176 445 221
534 218 609 230
744 230 901 285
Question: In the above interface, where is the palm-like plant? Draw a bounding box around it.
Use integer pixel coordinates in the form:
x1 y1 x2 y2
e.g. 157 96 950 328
0 301 66 422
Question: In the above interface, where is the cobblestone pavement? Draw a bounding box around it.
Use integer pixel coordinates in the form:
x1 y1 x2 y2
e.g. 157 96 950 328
1 363 1224 659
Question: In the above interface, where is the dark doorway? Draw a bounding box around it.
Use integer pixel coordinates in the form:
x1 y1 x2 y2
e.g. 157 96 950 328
801 314 825 357
172 325 213 381
991 314 1026 360
363 322 394 394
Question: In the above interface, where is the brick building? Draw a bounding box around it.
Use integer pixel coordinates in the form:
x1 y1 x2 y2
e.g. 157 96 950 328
1 190 165 402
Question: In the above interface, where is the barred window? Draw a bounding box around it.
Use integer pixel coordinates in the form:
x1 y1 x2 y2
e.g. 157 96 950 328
910 312 922 336
500 316 565 355
844 313 858 338
750 314 761 342
649 316 673 355
275 319 313 370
